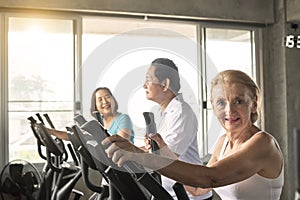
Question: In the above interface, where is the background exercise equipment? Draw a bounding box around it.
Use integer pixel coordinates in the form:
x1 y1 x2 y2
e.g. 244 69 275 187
26 113 83 200
0 159 41 200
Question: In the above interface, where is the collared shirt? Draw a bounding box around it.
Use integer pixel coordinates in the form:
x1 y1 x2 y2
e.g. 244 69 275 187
157 93 212 200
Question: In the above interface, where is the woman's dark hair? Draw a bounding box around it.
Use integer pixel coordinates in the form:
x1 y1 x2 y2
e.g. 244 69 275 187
90 87 119 116
151 58 181 94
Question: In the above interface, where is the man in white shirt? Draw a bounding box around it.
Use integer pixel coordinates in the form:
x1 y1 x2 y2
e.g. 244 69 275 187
143 58 212 200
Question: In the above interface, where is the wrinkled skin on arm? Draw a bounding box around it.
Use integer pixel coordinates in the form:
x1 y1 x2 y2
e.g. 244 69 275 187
103 131 283 189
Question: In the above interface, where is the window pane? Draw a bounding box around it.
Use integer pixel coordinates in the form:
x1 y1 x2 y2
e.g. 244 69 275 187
82 17 198 146
8 17 74 162
204 28 255 154
205 28 254 91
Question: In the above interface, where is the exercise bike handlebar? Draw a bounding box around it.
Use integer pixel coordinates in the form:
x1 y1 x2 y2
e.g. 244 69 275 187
143 112 159 153
92 111 104 126
33 123 64 157
28 116 48 160
39 113 68 162
43 113 56 129
143 112 190 200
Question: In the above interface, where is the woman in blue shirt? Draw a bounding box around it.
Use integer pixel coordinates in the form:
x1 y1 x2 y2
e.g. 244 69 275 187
90 87 134 143
48 87 134 143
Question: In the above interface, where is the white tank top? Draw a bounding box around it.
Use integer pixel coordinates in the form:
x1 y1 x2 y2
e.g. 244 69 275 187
214 132 284 200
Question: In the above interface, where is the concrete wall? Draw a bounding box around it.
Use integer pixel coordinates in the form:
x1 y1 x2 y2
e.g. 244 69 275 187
285 23 300 200
287 0 300 22
0 0 274 23
262 1 288 198
263 0 300 199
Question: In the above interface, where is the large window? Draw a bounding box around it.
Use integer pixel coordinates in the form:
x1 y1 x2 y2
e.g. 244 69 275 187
7 17 75 162
0 14 258 165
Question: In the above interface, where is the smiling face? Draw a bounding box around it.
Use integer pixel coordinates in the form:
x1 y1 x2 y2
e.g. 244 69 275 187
211 82 257 133
95 89 115 116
